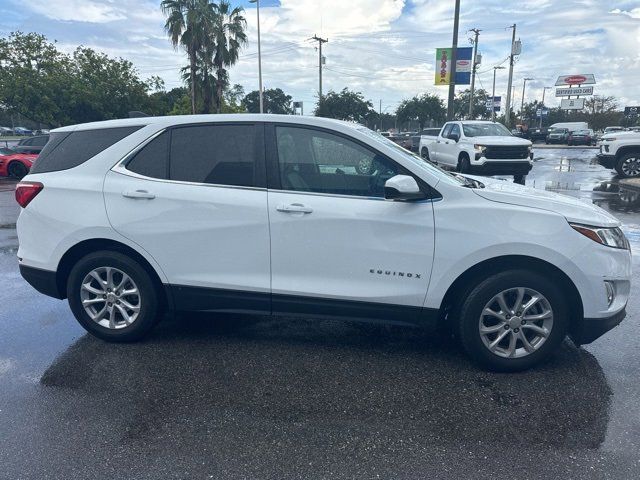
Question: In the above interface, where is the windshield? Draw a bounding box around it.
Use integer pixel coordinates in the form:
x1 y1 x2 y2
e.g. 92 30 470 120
357 127 466 187
462 123 512 137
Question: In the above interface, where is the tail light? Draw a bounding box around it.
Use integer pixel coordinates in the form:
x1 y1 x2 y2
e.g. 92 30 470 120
15 182 43 208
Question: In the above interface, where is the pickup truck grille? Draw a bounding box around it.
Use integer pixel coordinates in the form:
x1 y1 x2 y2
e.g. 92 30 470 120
484 145 530 160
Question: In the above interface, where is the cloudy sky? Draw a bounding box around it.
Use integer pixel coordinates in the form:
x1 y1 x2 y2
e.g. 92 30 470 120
1 0 639 115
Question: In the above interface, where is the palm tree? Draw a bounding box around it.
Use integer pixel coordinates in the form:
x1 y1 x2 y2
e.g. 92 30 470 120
161 0 212 114
210 0 247 113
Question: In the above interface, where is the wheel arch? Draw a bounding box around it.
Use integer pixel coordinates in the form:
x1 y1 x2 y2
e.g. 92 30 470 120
438 254 583 331
616 146 640 159
55 238 172 310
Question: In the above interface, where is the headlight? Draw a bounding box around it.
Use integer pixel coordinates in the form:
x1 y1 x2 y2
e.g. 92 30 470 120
474 144 487 152
570 223 630 250
603 137 615 142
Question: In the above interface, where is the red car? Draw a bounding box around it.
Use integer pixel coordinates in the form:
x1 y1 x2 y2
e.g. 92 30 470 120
0 147 37 179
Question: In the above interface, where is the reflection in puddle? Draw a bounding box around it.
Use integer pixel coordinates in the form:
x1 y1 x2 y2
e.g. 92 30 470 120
592 182 640 214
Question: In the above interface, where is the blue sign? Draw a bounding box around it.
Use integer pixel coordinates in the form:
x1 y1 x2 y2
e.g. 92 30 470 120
454 47 473 85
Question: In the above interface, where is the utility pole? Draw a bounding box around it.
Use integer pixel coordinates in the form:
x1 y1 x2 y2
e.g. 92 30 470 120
468 28 481 119
520 77 534 123
505 24 517 127
312 35 328 100
447 0 461 120
249 0 263 113
379 99 382 131
540 86 550 128
492 66 505 122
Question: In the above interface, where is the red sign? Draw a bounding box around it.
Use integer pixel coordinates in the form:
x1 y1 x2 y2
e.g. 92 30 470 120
555 74 596 86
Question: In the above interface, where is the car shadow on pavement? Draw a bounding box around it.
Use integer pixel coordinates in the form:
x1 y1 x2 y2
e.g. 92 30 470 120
38 313 612 452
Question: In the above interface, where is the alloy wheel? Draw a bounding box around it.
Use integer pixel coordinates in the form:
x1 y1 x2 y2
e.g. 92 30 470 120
622 156 640 177
80 266 141 329
478 287 554 358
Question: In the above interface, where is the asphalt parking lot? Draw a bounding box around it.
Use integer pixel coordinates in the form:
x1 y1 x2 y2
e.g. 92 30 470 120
1 148 640 479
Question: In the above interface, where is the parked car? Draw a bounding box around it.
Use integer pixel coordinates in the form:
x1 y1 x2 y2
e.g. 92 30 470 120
0 147 37 179
13 127 33 136
513 126 549 143
597 130 640 177
14 134 49 154
548 122 589 133
546 128 570 144
0 127 13 136
390 132 413 150
419 121 533 184
568 129 596 146
603 126 626 135
16 115 630 371
34 129 50 135
418 128 441 160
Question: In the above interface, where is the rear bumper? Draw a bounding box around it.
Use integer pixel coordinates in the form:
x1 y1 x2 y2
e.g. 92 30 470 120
19 264 64 299
570 308 626 345
596 153 617 169
470 161 533 176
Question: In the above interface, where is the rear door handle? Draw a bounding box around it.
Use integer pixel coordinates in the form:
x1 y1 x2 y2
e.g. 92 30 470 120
276 203 313 214
122 190 155 199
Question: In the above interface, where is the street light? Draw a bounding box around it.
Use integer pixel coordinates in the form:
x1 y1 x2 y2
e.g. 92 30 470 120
249 0 263 113
492 66 505 122
520 77 534 121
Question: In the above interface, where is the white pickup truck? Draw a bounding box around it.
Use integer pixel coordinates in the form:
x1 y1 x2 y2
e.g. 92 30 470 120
597 131 640 177
418 121 534 183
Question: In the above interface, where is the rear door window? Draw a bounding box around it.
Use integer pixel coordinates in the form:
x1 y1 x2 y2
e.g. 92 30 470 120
169 124 261 187
125 132 170 180
30 126 142 174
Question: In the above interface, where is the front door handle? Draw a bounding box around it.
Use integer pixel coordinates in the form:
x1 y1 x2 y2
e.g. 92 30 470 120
276 203 313 214
122 190 156 199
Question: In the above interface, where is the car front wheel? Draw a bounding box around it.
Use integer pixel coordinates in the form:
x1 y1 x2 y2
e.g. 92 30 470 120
67 251 160 342
457 270 568 371
8 161 28 179
615 153 640 178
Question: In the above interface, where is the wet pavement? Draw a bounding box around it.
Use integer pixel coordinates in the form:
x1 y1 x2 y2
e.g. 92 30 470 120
1 149 640 479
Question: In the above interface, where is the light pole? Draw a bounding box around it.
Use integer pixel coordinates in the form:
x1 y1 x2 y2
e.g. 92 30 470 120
447 0 461 120
492 66 505 122
249 0 263 113
520 77 534 122
540 86 551 128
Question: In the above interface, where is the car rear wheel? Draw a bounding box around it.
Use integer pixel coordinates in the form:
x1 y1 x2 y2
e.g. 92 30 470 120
8 161 28 179
456 270 568 371
615 153 640 178
67 251 160 342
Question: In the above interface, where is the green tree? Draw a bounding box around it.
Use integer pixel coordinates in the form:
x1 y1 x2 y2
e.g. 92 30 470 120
0 32 156 126
243 88 293 114
396 94 446 130
454 88 491 120
161 0 212 114
210 0 247 113
315 88 374 122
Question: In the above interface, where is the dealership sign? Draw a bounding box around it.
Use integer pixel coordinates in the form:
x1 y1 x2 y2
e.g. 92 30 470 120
434 47 473 86
555 74 596 86
485 96 501 112
555 86 593 97
624 106 640 118
560 98 585 110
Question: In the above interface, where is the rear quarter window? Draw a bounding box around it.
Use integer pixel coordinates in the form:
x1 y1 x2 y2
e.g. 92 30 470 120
29 126 143 174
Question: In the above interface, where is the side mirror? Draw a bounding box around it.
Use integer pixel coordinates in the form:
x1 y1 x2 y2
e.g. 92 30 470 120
384 175 426 201
448 132 460 142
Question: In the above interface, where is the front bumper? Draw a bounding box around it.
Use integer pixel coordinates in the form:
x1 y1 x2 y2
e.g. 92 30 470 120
469 160 533 176
570 308 626 345
596 153 617 169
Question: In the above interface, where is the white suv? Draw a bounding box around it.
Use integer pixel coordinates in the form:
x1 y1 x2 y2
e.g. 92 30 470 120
16 115 631 371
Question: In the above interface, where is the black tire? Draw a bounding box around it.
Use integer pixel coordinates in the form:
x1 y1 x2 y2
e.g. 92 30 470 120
67 250 160 342
615 152 640 178
457 154 470 173
513 174 526 185
421 148 430 161
456 270 569 372
8 161 28 179
545 140 549 145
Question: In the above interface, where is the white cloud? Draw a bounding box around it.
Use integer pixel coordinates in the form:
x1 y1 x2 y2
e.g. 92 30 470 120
25 0 126 23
